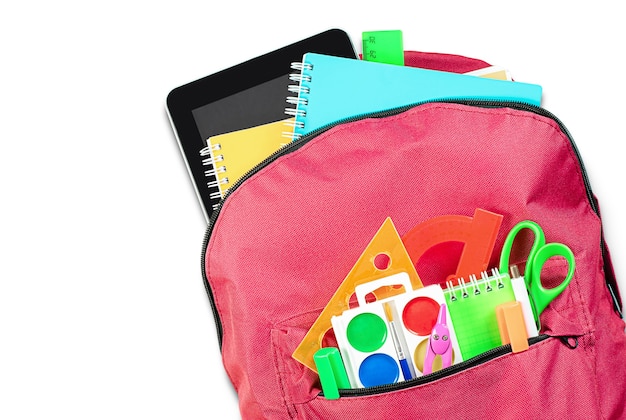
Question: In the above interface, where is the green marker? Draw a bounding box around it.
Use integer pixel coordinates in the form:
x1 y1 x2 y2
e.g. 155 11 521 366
313 347 351 399
362 30 404 66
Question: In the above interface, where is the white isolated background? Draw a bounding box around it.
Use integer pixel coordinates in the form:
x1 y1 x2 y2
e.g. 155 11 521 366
1 2 624 419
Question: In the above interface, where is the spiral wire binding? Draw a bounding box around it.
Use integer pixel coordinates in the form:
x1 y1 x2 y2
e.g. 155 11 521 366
288 84 309 94
200 142 229 208
285 96 308 106
445 268 505 302
284 61 313 141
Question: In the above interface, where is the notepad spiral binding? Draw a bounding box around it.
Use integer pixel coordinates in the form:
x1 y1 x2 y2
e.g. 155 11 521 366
284 61 313 141
200 144 229 207
445 268 506 301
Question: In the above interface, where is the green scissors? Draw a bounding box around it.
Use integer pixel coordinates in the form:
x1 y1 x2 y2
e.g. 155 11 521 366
499 220 575 322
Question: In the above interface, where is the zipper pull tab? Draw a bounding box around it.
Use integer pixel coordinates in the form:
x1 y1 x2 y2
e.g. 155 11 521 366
558 336 579 349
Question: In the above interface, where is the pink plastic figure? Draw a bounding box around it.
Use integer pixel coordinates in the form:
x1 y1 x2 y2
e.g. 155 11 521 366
423 304 452 375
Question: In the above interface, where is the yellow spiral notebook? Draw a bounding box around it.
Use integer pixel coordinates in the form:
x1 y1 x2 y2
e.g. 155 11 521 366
200 118 292 201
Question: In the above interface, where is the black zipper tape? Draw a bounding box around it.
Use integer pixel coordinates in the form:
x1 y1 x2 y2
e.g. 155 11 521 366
201 100 623 350
324 334 573 398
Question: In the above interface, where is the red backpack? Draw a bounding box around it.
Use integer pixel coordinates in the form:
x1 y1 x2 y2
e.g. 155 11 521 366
202 52 626 419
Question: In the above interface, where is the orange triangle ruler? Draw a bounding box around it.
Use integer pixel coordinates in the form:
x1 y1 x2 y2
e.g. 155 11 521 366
292 217 423 372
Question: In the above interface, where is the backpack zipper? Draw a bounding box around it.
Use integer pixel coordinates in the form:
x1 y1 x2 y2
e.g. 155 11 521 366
200 99 623 349
323 334 577 398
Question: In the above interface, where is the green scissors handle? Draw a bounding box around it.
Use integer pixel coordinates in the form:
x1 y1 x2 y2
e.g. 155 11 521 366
527 242 575 315
499 220 575 320
499 220 545 275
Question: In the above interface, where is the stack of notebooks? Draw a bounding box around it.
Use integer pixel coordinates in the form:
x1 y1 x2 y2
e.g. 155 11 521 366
201 53 542 198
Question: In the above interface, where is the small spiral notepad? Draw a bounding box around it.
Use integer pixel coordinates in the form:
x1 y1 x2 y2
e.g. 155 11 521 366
444 268 517 360
284 53 542 141
199 119 292 206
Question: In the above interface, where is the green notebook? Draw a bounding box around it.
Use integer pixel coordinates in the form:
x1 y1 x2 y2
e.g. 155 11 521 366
444 270 516 360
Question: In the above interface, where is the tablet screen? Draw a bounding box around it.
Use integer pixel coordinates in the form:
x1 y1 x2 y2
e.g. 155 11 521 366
191 75 289 142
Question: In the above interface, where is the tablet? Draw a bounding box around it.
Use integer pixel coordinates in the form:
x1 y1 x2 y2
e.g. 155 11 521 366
166 28 357 222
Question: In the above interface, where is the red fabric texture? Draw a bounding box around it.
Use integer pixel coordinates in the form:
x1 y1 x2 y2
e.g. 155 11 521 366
204 54 626 419
403 50 491 73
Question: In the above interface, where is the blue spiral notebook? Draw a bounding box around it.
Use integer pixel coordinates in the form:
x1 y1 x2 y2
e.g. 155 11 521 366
285 53 542 139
